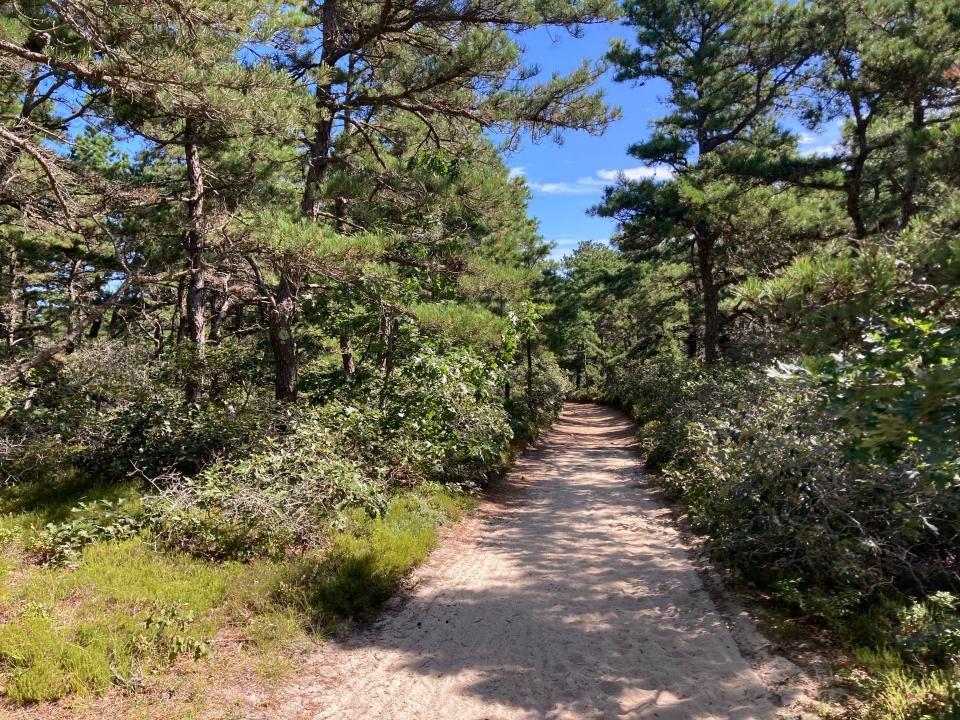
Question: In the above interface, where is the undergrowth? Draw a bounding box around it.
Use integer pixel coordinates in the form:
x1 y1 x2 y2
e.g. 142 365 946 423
0 481 474 706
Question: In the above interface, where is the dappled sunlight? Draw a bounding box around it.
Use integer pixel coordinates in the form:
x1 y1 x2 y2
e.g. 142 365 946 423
274 404 778 720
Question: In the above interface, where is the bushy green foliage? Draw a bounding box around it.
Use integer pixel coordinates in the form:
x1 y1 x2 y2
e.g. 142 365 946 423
278 489 467 626
140 346 544 560
505 351 571 444
33 498 145 565
357 347 515 484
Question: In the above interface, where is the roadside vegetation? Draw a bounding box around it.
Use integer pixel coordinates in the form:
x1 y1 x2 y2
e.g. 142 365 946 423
542 1 960 718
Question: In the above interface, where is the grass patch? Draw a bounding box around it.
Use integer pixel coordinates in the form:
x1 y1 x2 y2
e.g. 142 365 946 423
0 480 473 706
0 539 228 703
847 647 959 720
753 584 960 720
278 485 473 628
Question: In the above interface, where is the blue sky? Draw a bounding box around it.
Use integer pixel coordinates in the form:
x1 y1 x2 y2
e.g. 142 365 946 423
505 22 666 260
506 22 842 261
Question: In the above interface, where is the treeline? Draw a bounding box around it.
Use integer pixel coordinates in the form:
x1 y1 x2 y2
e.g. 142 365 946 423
543 0 960 717
0 1 608 706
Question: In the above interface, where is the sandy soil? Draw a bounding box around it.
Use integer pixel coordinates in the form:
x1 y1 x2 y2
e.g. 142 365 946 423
264 403 804 720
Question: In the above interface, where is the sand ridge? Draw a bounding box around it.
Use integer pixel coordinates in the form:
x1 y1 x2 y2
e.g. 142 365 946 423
269 403 795 719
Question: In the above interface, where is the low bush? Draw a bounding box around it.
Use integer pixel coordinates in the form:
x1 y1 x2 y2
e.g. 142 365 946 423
141 346 562 561
279 488 471 626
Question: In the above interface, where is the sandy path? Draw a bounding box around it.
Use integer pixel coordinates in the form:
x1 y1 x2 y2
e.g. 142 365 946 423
271 404 785 720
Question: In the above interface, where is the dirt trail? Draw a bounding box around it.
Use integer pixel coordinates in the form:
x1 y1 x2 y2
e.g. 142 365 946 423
269 404 801 720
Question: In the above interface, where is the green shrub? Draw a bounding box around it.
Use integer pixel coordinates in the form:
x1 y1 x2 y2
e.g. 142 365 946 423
142 347 521 560
604 352 960 719
277 488 469 627
144 408 385 560
32 498 145 565
505 351 570 444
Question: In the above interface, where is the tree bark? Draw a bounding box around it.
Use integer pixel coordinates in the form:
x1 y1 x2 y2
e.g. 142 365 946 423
5 248 18 347
267 268 299 401
696 231 721 364
379 318 399 410
183 117 206 403
339 328 355 374
525 338 533 411
208 294 232 343
301 0 340 221
847 114 869 243
900 98 924 229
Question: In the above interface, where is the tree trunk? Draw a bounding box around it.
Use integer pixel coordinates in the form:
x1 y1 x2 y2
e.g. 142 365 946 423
301 0 340 221
525 338 533 411
183 117 206 404
379 318 398 410
267 269 299 402
575 340 585 390
696 232 721 364
684 327 698 359
376 313 390 371
339 329 355 374
847 127 868 243
208 294 232 343
900 98 924 229
5 248 18 347
108 301 126 337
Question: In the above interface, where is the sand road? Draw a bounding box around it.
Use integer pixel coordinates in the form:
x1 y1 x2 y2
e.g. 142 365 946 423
273 404 787 720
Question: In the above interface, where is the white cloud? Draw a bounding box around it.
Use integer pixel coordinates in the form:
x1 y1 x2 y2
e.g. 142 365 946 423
596 166 674 182
507 166 526 179
545 237 609 258
797 130 844 157
528 181 598 195
799 142 842 157
527 165 672 195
